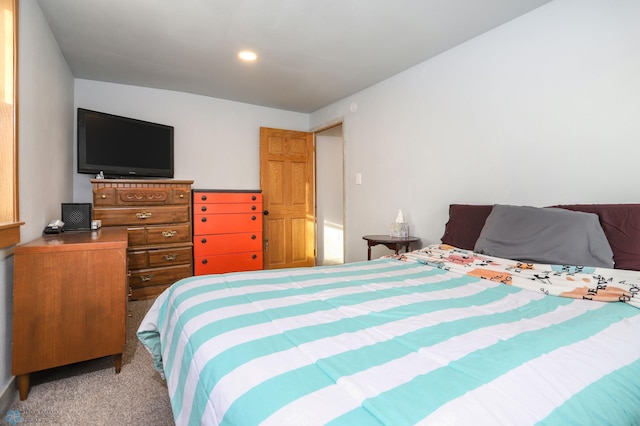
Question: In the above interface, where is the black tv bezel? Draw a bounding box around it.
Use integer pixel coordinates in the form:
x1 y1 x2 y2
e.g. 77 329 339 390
77 108 175 179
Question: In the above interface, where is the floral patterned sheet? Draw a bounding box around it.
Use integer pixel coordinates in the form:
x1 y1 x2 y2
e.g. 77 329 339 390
395 244 640 309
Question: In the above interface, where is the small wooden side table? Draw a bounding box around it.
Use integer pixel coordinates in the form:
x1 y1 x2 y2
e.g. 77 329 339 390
12 227 128 400
363 235 420 260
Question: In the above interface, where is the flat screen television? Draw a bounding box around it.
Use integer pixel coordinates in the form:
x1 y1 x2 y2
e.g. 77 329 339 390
77 108 174 178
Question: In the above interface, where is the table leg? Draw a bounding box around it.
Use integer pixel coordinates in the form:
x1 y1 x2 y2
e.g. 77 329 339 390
114 353 122 374
367 244 372 261
17 374 29 401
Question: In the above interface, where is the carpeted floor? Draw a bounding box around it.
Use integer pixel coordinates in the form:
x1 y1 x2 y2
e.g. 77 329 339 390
6 299 174 425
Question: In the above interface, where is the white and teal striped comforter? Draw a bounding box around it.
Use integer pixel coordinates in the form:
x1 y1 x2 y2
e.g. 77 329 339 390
138 249 640 425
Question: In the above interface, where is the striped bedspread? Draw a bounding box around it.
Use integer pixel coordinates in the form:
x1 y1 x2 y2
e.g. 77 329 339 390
138 247 640 425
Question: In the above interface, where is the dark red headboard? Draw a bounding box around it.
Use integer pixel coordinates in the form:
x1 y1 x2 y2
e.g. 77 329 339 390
441 204 640 271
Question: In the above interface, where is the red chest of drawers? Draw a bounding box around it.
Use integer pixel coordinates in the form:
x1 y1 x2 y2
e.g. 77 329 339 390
193 190 263 275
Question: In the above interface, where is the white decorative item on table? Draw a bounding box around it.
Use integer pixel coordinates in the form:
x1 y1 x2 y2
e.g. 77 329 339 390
391 209 408 237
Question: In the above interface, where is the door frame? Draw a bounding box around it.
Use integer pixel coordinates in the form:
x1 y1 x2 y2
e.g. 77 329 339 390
311 119 346 265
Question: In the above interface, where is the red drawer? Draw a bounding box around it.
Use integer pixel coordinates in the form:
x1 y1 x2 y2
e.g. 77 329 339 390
194 252 263 275
194 192 262 204
194 203 260 214
194 213 262 234
195 232 262 256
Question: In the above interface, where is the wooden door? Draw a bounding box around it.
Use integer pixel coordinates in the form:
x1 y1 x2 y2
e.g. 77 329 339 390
260 127 315 269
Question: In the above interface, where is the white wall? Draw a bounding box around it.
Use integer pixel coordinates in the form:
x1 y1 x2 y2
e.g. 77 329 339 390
0 0 74 409
73 81 310 201
311 0 640 262
18 2 75 239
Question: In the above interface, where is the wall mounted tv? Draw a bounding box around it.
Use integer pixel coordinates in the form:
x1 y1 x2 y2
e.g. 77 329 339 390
77 108 174 178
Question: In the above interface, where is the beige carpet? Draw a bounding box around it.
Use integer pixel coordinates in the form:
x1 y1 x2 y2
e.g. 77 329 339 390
7 299 174 425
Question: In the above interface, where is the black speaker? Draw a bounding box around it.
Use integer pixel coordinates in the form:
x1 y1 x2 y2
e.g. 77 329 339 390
61 203 92 231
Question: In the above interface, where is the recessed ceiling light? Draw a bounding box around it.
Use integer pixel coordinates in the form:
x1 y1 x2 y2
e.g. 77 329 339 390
238 51 257 61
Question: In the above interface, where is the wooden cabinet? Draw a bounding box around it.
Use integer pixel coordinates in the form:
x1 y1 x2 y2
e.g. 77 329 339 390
193 190 263 275
12 227 128 400
91 179 194 299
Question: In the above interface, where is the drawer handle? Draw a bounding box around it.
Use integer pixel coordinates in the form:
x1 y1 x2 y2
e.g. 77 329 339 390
202 259 208 265
252 254 257 260
201 238 207 244
251 215 256 221
140 274 154 282
251 205 256 211
201 217 207 222
201 195 207 201
162 230 177 238
136 212 153 219
164 254 177 261
179 194 184 198
251 234 256 240
101 194 107 199
252 195 257 201
201 206 207 212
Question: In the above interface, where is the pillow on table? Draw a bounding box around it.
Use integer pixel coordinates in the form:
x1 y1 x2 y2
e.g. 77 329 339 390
474 204 614 268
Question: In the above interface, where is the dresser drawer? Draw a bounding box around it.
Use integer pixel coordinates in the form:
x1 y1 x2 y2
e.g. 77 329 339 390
130 284 172 301
194 252 263 275
127 223 191 246
93 187 116 206
129 264 193 290
129 284 171 300
148 246 193 267
146 223 191 245
195 232 262 256
170 188 191 205
94 187 190 206
128 256 193 300
128 227 147 246
194 213 262 234
94 205 189 226
128 249 148 270
129 246 193 269
194 202 261 214
194 192 261 204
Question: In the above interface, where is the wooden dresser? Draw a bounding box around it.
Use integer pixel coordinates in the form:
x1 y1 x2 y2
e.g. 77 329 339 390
193 190 263 275
91 179 194 299
12 227 128 400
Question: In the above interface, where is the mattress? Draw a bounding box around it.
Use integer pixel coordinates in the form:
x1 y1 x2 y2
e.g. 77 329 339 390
138 244 640 425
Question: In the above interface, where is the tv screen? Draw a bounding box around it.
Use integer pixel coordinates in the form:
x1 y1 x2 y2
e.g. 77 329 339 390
77 108 174 178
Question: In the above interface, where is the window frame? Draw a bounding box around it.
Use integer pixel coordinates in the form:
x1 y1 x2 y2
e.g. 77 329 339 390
0 0 22 249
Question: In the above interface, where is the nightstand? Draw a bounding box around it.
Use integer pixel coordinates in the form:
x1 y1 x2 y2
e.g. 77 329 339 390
12 227 128 400
363 235 420 260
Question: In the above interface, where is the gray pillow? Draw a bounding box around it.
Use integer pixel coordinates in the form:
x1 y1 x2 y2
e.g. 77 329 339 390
474 205 614 268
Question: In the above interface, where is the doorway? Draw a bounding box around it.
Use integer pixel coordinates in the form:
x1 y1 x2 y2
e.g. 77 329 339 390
315 124 344 265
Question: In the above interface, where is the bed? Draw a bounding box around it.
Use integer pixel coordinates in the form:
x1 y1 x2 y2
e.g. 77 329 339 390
138 203 640 425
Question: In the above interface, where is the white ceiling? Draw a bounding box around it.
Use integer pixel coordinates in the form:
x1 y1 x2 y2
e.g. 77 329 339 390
37 0 553 113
